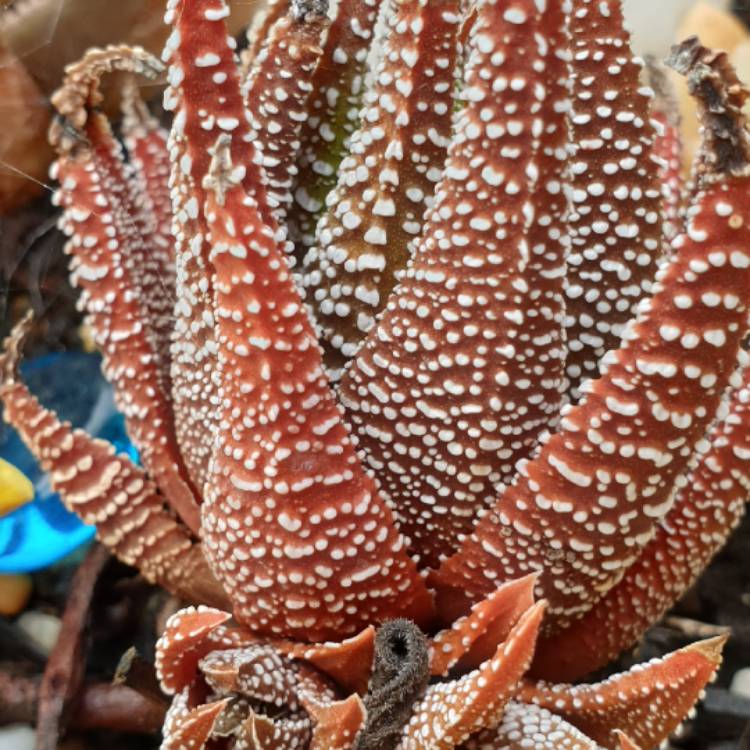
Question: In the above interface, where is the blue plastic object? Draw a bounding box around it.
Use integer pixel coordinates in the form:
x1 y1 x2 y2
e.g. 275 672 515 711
0 352 138 573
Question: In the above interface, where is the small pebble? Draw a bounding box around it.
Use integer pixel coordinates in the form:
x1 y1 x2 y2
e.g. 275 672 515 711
0 574 33 616
731 667 750 700
0 724 34 750
16 611 62 654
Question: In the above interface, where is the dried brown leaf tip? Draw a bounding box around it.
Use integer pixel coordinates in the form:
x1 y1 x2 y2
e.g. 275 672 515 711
668 35 750 179
356 620 429 750
4 0 750 748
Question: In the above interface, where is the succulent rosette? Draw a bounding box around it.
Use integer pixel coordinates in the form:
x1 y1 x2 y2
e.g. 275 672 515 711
2 0 750 748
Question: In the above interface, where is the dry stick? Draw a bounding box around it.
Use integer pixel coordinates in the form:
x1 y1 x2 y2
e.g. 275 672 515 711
36 543 109 750
113 646 166 705
1 671 166 733
70 682 167 733
663 616 733 640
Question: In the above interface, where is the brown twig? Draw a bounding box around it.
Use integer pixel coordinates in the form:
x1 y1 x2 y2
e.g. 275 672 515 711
36 543 109 750
1 671 166 733
72 682 167 733
664 615 733 640
113 646 166 705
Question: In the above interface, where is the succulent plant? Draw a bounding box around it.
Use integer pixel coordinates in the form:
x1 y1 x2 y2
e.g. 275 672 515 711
2 0 750 747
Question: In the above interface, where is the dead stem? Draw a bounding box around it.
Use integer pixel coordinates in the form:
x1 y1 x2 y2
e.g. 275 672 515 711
356 619 430 750
35 543 109 750
1 670 166 733
667 36 750 181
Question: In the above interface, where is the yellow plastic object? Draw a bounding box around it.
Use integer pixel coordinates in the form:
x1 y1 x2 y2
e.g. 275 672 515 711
78 322 97 353
0 574 33 616
0 458 34 516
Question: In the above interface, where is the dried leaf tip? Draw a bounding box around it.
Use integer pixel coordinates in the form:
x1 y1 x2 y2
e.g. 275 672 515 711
667 36 750 181
357 620 429 750
120 75 157 135
292 0 329 21
681 633 729 666
49 45 164 153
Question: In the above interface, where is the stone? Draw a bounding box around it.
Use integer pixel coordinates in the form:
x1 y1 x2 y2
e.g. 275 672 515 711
731 668 750 700
0 725 34 750
15 610 61 654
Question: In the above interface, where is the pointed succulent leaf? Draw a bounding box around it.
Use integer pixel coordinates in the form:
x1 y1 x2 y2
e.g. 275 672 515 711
275 626 375 696
120 76 178 392
156 607 233 694
396 601 545 750
240 0 291 77
199 134 434 640
49 46 201 534
162 0 277 491
519 637 726 750
243 3 330 232
289 0 385 257
302 693 367 750
301 0 460 370
563 0 664 399
430 574 537 677
0 317 224 608
647 57 686 243
161 698 230 750
532 355 750 682
340 0 569 568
